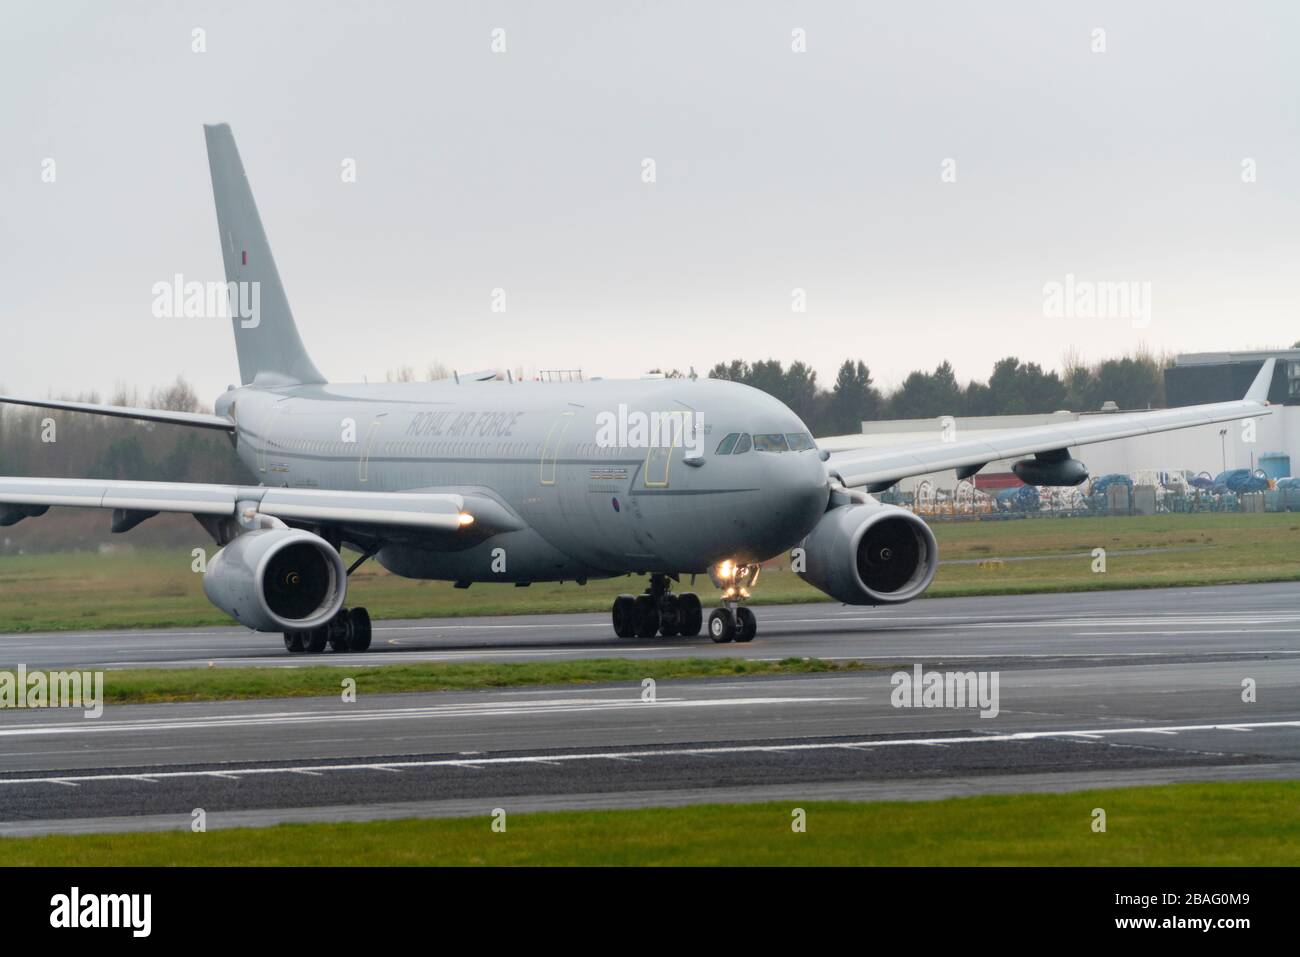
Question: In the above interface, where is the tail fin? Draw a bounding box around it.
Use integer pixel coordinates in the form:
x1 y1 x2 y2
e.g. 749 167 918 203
203 123 325 387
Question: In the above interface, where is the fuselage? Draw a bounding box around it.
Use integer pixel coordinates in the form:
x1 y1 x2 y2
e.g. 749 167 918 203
216 376 830 582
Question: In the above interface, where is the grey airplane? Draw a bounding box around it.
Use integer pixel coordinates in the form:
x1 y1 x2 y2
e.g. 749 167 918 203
0 125 1279 652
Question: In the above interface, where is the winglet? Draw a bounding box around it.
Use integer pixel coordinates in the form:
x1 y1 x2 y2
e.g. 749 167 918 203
1245 357 1277 403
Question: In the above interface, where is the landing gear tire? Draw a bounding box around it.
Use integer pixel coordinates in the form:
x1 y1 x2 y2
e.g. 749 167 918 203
633 595 661 639
678 593 703 637
283 631 306 653
708 609 735 644
348 607 372 652
303 626 329 653
327 611 353 653
658 594 681 638
612 595 637 639
734 606 757 643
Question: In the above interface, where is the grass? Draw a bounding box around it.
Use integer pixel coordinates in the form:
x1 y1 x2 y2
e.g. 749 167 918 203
39 656 883 705
0 513 1297 633
1 781 1295 866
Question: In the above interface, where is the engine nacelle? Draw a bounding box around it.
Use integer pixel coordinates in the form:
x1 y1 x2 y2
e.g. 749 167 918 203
202 528 346 632
796 501 938 605
1011 451 1088 487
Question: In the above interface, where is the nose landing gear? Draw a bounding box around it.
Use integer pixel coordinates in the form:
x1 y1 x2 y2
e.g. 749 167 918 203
705 561 760 643
611 574 703 639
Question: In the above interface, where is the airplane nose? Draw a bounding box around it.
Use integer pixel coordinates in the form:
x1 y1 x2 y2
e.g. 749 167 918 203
758 453 830 552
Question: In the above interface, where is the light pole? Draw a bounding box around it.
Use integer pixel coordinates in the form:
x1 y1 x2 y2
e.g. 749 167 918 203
1219 428 1228 473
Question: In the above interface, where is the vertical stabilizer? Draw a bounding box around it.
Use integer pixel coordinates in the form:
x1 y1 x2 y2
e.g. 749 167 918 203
204 123 325 386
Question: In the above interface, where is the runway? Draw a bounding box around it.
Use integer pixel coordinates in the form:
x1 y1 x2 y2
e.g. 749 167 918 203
2 581 1299 671
1 582 1297 835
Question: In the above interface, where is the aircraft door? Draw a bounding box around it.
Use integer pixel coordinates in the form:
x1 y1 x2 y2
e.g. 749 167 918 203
257 397 293 474
359 413 386 484
540 412 573 486
642 412 686 488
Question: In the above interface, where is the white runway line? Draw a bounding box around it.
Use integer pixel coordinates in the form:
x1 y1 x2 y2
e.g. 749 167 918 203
0 695 853 739
2 719 1296 787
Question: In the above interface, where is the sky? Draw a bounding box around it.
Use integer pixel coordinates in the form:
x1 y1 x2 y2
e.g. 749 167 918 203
3 0 1298 405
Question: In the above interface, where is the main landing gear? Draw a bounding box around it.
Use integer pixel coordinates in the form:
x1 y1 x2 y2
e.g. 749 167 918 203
609 563 762 643
611 574 704 639
284 606 372 654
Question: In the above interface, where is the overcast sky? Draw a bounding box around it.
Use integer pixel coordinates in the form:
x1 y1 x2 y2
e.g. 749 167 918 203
3 1 1298 404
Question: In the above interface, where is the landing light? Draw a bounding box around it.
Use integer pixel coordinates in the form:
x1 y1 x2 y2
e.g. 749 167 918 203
458 512 475 527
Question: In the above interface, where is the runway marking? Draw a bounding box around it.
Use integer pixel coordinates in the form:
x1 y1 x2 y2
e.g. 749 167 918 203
1075 629 1300 637
73 644 1300 672
756 651 1300 662
0 695 851 740
2 719 1295 787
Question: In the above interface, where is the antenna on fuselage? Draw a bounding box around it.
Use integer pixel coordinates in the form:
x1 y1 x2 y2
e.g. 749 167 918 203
454 370 460 385
507 369 514 384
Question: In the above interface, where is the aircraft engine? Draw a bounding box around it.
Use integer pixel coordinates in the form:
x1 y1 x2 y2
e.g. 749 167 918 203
796 501 938 605
1011 449 1089 486
202 528 346 632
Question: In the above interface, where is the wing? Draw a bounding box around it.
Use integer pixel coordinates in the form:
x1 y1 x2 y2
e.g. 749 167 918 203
826 358 1277 491
0 395 235 431
0 478 522 538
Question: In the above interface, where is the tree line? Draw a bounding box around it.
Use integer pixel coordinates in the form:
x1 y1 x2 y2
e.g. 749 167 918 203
706 349 1171 436
0 377 250 484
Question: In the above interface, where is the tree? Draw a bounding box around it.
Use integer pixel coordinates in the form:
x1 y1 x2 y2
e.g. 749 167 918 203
826 360 881 434
1088 356 1163 410
707 359 749 382
746 359 787 401
985 357 1066 414
782 361 819 422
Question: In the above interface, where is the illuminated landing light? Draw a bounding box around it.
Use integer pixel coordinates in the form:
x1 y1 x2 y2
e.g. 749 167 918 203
710 560 759 593
458 512 475 527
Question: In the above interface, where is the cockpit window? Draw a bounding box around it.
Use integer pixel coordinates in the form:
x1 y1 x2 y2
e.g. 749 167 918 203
752 433 790 452
732 433 752 454
715 433 739 455
785 432 815 452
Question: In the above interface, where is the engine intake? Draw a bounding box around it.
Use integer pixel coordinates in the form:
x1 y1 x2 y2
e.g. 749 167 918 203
202 528 346 632
796 501 938 605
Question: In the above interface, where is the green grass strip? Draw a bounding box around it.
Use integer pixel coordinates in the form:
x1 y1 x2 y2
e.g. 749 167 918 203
47 656 883 705
1 781 1295 866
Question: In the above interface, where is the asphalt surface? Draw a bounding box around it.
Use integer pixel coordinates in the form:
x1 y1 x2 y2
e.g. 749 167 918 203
0 582 1297 835
1 581 1299 671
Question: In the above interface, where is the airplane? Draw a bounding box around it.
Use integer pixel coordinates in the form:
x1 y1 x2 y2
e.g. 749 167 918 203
0 124 1278 653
